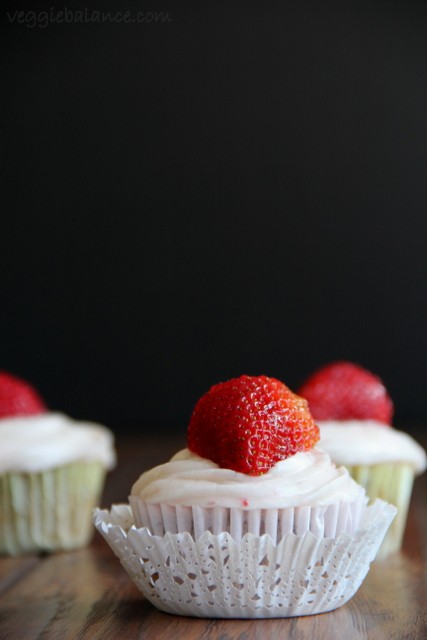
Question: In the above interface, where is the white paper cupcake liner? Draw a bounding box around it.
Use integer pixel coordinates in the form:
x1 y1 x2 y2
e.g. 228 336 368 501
0 462 107 556
129 485 367 543
345 462 415 558
93 499 396 618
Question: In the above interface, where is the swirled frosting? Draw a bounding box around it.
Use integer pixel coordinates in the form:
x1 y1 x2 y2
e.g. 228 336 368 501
318 420 426 473
0 413 116 473
130 447 363 509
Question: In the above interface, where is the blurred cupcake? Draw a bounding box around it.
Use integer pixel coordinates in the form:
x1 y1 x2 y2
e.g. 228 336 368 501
298 361 426 557
94 375 395 618
0 370 116 555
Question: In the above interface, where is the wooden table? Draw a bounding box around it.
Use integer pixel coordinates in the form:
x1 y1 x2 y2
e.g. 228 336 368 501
1 432 426 639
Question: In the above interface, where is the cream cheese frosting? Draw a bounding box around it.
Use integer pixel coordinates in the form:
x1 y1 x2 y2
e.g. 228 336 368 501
0 412 116 473
318 420 427 473
130 447 363 509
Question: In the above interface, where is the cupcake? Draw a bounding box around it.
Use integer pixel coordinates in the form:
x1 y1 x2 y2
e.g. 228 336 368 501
298 361 426 558
94 375 396 618
0 370 116 555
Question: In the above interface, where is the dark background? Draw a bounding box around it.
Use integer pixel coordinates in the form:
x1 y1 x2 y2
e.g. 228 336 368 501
3 1 427 435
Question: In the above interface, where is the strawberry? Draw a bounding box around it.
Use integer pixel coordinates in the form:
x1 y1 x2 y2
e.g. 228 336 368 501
0 371 46 417
187 375 320 475
298 361 393 424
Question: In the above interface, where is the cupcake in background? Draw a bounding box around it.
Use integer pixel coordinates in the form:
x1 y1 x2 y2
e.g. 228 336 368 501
298 361 426 558
95 375 396 618
0 370 116 556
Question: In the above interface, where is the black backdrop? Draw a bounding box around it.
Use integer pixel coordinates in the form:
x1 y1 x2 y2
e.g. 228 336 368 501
3 1 427 434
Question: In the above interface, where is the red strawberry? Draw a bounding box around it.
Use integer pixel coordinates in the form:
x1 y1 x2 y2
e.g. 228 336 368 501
0 371 46 417
298 361 393 424
187 375 320 475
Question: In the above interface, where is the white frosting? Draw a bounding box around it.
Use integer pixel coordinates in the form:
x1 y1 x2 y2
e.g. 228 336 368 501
0 413 116 473
318 420 427 473
130 447 362 509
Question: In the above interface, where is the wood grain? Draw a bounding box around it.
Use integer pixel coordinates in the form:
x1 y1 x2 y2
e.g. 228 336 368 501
0 431 426 639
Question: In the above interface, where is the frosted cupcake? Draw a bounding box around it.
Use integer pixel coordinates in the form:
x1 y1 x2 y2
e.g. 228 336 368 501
298 361 426 557
94 375 396 618
0 370 116 555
